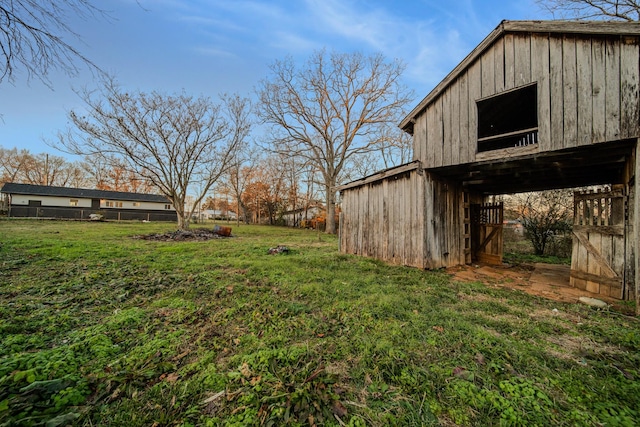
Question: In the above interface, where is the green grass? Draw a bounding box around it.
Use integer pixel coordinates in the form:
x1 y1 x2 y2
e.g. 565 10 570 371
1 220 639 426
503 228 572 265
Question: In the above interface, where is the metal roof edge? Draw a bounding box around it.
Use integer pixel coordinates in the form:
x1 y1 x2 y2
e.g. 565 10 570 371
337 160 422 192
0 182 169 203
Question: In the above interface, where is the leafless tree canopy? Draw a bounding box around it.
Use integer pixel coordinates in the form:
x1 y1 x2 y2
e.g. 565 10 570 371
507 190 573 256
57 79 250 230
0 0 104 85
222 145 260 226
537 0 640 21
0 147 87 187
257 50 413 233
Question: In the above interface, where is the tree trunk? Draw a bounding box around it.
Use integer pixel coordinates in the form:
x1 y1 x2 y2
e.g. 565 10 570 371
175 204 190 230
176 213 189 230
325 184 336 234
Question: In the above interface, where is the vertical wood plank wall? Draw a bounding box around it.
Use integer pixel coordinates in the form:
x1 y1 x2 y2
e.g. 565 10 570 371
340 171 465 269
414 33 640 168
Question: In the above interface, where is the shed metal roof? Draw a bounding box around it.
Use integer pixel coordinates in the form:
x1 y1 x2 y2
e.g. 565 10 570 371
400 19 640 134
0 182 170 203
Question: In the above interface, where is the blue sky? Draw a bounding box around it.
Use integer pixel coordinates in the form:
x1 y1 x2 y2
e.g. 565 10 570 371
0 0 550 157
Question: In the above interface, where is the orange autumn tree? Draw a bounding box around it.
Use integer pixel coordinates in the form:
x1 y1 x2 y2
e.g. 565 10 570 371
241 155 290 225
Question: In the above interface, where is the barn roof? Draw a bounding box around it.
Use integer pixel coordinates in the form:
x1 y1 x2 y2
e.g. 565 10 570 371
337 161 421 192
0 182 170 203
400 19 640 134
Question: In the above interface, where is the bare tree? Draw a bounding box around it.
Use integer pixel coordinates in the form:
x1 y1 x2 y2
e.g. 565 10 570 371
82 153 155 193
0 0 104 85
257 50 413 234
508 190 573 256
0 147 30 184
0 147 88 187
377 126 413 169
537 0 640 21
22 153 67 186
56 79 249 230
224 146 260 226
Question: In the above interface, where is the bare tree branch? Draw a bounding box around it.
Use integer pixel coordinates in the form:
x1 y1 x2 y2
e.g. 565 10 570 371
0 0 107 86
537 0 640 21
257 49 413 233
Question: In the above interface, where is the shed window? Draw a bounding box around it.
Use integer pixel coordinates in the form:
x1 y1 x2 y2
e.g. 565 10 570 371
477 83 538 152
69 199 79 207
165 204 171 210
133 202 140 207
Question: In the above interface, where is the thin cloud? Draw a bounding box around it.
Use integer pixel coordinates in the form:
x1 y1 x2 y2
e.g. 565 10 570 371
300 0 473 91
191 46 236 58
269 31 321 53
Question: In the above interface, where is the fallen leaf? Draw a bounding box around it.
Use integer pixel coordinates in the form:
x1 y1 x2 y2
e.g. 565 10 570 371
164 372 179 383
452 366 466 377
452 366 475 381
240 362 251 378
432 326 444 333
332 400 348 417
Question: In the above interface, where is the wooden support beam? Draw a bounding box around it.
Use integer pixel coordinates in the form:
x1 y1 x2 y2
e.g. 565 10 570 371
635 142 640 315
572 230 618 278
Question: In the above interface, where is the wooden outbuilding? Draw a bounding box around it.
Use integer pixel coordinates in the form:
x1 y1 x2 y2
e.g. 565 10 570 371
339 20 640 302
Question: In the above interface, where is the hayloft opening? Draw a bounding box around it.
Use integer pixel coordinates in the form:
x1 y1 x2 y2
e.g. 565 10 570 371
477 83 538 152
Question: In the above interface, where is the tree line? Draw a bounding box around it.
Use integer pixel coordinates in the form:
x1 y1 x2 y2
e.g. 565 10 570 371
0 148 152 193
0 144 332 229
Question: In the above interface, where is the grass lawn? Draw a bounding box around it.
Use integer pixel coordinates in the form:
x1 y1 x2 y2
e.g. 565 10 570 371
1 220 639 426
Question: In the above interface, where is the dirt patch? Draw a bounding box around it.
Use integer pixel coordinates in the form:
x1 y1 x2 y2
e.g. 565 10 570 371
133 228 233 241
447 262 632 313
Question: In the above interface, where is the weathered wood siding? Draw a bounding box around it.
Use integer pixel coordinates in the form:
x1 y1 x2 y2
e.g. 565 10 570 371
570 188 626 298
340 170 466 269
414 32 640 168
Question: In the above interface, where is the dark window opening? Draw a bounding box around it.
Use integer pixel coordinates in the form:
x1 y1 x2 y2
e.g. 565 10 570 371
477 83 538 152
